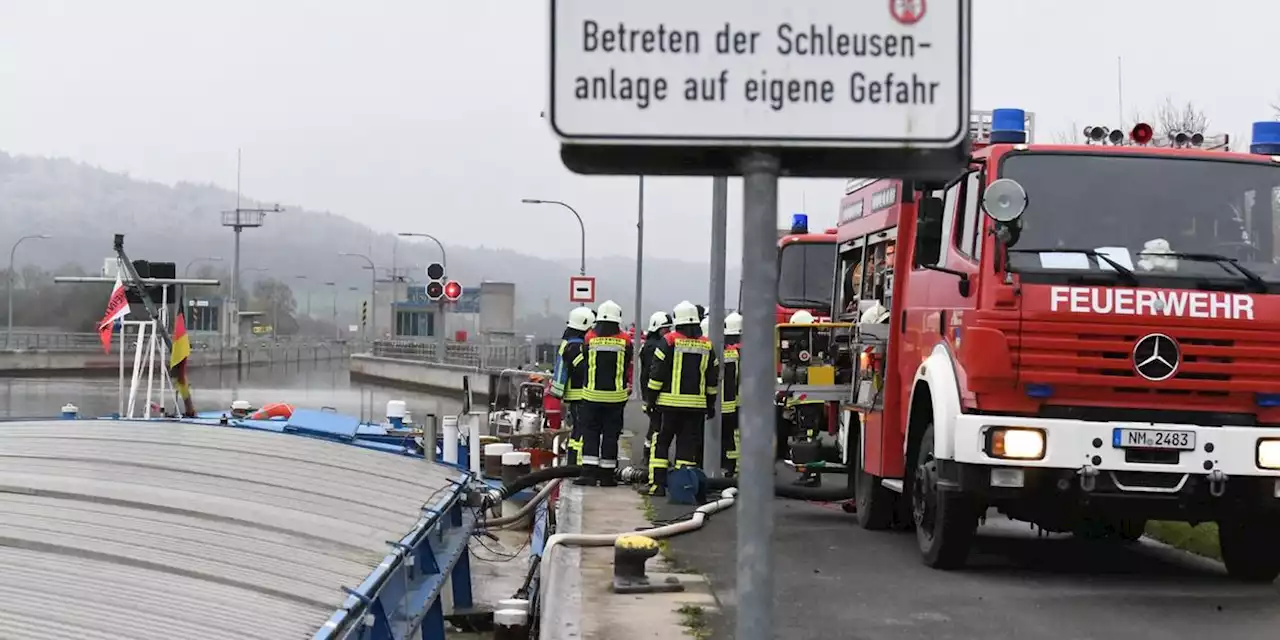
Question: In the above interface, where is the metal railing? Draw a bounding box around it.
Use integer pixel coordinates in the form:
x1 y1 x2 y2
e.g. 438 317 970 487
371 339 532 370
2 330 361 353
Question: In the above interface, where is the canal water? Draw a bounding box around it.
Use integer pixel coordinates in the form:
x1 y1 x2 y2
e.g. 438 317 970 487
0 360 461 421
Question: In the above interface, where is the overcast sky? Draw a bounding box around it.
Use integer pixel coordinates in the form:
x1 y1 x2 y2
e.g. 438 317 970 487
1 0 1275 264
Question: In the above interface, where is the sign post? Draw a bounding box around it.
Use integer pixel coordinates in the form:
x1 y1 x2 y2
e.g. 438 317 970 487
569 275 597 304
547 2 971 638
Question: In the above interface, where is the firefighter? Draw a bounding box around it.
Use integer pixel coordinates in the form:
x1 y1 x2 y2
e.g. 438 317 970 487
550 306 593 464
720 311 743 476
637 310 673 478
784 309 826 487
644 301 718 497
571 300 633 487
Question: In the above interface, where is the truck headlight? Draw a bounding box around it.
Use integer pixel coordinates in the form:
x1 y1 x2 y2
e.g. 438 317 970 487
985 427 1046 460
1258 439 1280 470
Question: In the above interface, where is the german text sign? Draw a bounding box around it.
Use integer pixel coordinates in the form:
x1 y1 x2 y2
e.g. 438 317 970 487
549 0 969 149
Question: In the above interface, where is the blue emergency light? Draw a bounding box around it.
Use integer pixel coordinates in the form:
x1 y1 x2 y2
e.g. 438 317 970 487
990 108 1028 144
1250 121 1280 155
790 213 809 234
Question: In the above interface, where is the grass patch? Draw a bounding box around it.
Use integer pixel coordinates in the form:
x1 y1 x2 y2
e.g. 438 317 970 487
676 604 711 639
1145 521 1222 560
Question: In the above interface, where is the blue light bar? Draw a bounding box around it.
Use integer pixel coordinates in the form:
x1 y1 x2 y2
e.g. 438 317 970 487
1257 393 1280 408
990 108 1028 144
790 213 808 234
1025 383 1053 399
1251 121 1280 155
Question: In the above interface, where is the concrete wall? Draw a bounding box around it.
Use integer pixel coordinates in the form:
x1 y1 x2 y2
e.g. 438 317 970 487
0 344 352 376
349 353 536 401
480 281 516 336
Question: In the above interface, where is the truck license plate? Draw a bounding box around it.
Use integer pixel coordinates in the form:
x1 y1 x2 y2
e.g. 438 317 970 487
1112 428 1195 450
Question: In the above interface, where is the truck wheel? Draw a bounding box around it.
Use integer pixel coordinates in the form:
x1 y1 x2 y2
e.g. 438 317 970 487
855 444 895 531
912 424 979 569
1219 517 1280 583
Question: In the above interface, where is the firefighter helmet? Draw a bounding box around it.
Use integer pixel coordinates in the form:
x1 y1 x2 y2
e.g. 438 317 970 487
789 310 816 324
646 311 672 333
596 300 623 323
673 301 699 325
725 312 743 336
567 306 595 331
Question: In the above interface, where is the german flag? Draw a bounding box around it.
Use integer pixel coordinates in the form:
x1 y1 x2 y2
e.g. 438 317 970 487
170 312 195 417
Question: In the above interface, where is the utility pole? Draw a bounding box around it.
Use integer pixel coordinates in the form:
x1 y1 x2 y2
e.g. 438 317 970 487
220 150 280 361
632 176 645 397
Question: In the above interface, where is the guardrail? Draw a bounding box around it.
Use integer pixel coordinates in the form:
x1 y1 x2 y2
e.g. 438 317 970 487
2 330 361 353
371 339 533 370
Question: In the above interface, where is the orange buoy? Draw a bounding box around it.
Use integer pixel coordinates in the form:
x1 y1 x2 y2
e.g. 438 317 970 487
250 402 294 420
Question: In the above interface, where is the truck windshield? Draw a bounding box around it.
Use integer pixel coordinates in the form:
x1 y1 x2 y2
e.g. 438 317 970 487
778 241 836 310
999 153 1280 287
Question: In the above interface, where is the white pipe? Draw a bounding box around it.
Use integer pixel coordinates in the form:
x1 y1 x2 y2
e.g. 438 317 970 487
468 412 483 476
442 416 459 464
537 488 738 623
485 479 562 528
144 326 156 419
126 322 148 418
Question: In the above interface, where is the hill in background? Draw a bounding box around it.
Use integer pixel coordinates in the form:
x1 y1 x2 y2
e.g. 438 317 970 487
0 152 742 338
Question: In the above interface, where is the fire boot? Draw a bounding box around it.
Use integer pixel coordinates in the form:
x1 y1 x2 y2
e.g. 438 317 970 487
647 466 668 497
574 465 600 487
599 465 619 487
793 469 822 488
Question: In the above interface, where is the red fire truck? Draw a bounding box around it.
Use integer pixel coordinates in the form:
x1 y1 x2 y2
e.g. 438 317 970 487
776 213 837 325
833 109 1280 580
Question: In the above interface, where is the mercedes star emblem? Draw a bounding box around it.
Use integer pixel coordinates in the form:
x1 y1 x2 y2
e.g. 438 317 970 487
1132 333 1180 381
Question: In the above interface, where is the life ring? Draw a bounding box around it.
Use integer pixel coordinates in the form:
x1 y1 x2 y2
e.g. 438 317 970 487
250 402 294 420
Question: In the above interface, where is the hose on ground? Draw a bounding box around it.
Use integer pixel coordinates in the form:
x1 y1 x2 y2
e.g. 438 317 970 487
705 475 857 501
487 465 583 506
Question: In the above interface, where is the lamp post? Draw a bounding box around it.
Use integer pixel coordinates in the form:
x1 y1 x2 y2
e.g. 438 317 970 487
397 232 447 273
324 281 338 340
520 199 586 276
183 256 223 277
7 234 51 349
340 252 377 340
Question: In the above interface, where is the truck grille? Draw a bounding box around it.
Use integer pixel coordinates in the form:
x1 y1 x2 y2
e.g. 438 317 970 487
984 316 1280 407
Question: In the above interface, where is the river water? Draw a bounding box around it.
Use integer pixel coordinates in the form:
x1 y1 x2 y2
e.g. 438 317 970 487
0 360 462 421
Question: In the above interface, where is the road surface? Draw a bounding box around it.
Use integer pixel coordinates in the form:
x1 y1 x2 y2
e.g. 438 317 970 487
628 403 1280 640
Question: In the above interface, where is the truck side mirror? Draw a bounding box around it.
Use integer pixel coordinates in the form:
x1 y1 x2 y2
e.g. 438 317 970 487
914 196 945 267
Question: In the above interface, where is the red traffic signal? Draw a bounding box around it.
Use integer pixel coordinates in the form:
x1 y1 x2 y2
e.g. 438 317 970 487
444 280 463 301
425 281 444 300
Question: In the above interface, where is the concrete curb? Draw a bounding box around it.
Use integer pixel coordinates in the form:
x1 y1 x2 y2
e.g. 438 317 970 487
540 484 584 640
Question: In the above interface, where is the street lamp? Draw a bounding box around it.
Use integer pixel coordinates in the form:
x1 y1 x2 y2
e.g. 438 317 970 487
7 234 51 348
183 256 223 277
339 252 377 340
397 232 448 273
520 199 586 275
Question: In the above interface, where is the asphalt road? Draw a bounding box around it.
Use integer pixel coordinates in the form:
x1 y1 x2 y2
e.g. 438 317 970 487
623 404 1280 640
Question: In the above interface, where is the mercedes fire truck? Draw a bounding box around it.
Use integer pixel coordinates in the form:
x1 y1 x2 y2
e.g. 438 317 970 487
825 109 1280 580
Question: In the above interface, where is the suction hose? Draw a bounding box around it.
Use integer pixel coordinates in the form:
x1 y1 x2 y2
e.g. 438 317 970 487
488 465 583 505
613 467 857 502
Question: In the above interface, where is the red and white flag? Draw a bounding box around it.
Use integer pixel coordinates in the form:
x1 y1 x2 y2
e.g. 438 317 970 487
97 275 130 353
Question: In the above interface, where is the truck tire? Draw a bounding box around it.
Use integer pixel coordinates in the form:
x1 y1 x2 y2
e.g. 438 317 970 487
855 442 895 531
912 424 979 569
1219 517 1280 583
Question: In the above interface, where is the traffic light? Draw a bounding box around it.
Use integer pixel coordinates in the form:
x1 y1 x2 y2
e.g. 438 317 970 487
360 300 368 326
426 262 446 301
443 280 463 302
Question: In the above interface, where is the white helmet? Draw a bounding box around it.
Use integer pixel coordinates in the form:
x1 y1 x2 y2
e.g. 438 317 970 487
567 306 595 331
789 310 816 324
646 311 672 333
725 312 743 336
699 317 709 336
672 300 699 326
596 300 623 323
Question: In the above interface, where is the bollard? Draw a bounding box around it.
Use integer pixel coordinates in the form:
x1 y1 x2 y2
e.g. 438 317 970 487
60 403 79 420
386 400 407 429
501 451 532 487
612 535 684 594
484 443 515 479
493 608 529 640
442 416 459 465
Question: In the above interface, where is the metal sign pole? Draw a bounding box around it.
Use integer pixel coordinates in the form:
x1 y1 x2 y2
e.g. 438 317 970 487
632 175 645 397
704 176 728 477
736 151 779 640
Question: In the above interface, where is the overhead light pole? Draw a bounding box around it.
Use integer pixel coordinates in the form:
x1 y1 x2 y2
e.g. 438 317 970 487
340 252 377 340
6 234 51 349
520 198 586 276
183 256 223 277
